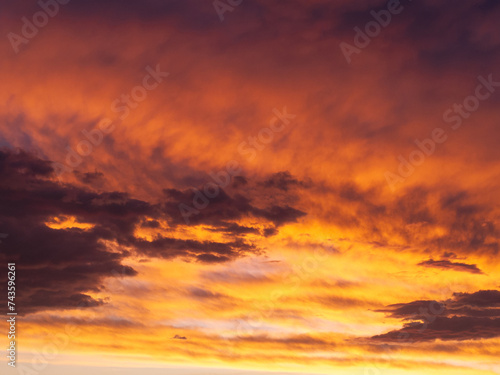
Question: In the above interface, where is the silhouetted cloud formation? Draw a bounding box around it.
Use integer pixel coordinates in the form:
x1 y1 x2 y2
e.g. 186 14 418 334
418 259 484 274
0 149 307 314
372 290 500 342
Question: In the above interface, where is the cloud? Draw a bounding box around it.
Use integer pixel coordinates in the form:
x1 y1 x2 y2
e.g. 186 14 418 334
372 316 500 342
0 149 152 314
227 334 335 349
453 290 500 308
317 183 499 260
188 287 226 300
25 314 143 328
417 259 484 274
1 0 500 370
172 335 188 340
260 171 309 191
132 236 258 263
162 172 307 230
313 295 377 310
372 290 500 342
73 170 105 186
0 149 307 314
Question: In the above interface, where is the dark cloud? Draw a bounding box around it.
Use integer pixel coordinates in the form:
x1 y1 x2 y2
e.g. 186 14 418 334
196 253 230 264
206 222 260 236
0 0 223 32
372 290 500 342
0 149 153 314
328 0 500 74
453 290 500 308
0 148 53 177
0 149 306 314
372 316 500 342
188 287 225 300
418 259 484 274
263 227 279 237
132 236 257 263
260 171 306 191
375 300 445 320
73 170 105 186
162 173 307 230
252 205 306 227
231 176 248 189
172 335 187 340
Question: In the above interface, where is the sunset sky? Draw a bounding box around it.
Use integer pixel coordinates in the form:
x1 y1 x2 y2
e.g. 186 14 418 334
1 1 500 374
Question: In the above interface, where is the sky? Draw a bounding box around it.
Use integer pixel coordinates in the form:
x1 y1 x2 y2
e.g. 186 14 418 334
0 0 500 374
